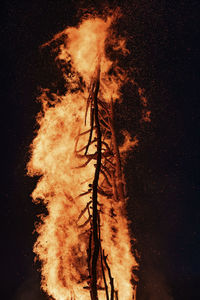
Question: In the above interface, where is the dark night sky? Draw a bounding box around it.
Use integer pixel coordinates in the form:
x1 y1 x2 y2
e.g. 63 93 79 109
1 1 199 299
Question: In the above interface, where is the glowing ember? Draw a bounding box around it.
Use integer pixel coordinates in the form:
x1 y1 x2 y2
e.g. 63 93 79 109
27 10 144 300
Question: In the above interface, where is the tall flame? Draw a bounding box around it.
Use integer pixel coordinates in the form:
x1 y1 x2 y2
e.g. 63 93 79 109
28 12 140 300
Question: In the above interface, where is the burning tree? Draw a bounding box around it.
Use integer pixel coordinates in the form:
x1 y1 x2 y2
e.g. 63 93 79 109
27 10 148 300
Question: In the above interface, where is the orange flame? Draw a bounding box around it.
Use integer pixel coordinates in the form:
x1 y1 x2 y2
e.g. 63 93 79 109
28 12 140 300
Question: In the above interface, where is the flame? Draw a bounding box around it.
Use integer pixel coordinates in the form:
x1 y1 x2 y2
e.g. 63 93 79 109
28 12 140 300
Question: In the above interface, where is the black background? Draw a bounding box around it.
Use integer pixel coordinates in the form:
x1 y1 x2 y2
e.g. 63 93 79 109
2 0 199 299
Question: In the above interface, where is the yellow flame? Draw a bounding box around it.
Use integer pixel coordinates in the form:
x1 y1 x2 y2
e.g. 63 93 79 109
28 12 139 300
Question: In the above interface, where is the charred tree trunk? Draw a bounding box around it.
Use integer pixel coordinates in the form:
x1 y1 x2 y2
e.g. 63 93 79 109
91 66 101 300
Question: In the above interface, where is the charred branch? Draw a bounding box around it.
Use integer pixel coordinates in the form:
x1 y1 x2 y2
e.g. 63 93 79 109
98 110 111 130
76 138 97 154
78 189 92 197
77 201 92 222
98 99 110 114
78 228 91 237
101 140 113 155
104 157 115 169
97 187 113 199
100 169 112 188
74 153 97 168
103 251 115 300
102 127 111 142
78 217 91 229
101 163 112 179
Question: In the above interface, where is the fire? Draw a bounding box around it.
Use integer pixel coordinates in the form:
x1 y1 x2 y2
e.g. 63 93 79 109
27 11 142 300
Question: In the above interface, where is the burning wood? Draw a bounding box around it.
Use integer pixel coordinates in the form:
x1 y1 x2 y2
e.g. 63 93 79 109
27 10 141 300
